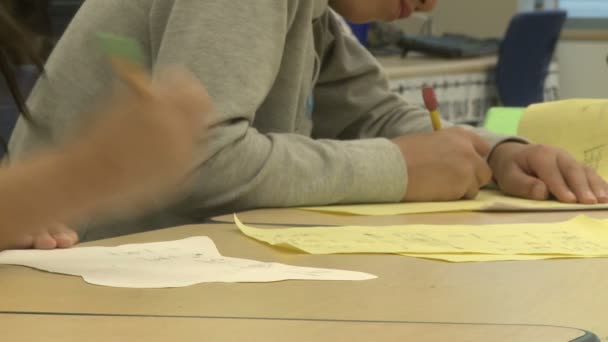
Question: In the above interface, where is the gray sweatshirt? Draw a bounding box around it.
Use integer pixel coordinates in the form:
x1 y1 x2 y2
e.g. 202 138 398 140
9 0 509 238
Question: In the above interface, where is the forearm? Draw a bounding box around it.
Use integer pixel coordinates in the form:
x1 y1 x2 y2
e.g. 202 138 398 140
175 125 407 218
0 145 119 237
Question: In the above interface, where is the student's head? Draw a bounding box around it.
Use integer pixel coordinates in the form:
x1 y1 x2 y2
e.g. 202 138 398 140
329 0 437 23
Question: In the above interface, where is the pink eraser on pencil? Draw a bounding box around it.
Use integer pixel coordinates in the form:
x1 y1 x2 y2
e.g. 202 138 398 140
422 87 438 111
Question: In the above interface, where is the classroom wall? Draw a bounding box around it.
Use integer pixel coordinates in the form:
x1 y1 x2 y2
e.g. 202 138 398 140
429 1 520 38
557 39 608 99
393 0 559 38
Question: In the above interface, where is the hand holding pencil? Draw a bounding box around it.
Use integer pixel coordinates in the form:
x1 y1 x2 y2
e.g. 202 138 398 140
42 33 215 220
1 34 215 251
388 86 492 202
67 34 215 212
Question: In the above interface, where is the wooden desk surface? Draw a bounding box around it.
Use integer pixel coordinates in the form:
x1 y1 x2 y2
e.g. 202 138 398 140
1 221 607 340
377 55 498 79
0 313 597 342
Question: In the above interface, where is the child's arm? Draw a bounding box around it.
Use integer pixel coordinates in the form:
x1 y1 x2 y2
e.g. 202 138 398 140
0 68 211 250
313 12 608 204
8 1 415 214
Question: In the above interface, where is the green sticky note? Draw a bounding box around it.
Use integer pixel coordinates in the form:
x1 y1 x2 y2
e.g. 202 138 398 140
97 32 143 64
484 107 525 135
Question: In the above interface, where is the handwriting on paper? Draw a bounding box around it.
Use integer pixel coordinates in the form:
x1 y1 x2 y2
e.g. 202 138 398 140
0 237 376 288
583 144 606 171
236 215 608 259
519 99 608 180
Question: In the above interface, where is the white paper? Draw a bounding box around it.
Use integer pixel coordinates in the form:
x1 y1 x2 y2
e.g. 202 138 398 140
0 237 376 288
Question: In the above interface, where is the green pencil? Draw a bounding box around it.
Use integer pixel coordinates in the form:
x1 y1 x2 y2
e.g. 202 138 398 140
97 32 150 97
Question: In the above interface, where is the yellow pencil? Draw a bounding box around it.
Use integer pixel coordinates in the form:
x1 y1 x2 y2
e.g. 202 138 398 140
422 87 442 131
108 57 152 98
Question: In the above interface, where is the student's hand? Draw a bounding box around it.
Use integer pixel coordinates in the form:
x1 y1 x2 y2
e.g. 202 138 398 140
489 142 608 204
392 127 493 202
0 69 212 252
70 68 213 207
1 224 78 251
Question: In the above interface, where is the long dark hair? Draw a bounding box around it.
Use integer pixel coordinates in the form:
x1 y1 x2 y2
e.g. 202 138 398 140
0 0 48 124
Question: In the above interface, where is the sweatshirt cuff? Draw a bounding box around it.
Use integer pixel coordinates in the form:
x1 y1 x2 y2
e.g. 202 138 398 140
474 129 529 190
342 138 407 204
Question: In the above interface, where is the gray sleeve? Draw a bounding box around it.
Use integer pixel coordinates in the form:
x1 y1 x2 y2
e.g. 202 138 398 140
10 0 408 220
148 1 408 214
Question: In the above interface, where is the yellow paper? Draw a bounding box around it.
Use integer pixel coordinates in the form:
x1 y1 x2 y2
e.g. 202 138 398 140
301 193 488 216
401 253 588 262
235 215 608 262
519 99 608 180
299 189 608 216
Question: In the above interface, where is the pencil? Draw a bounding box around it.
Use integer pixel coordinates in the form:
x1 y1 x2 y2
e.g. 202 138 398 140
422 86 442 131
107 58 152 98
97 32 152 98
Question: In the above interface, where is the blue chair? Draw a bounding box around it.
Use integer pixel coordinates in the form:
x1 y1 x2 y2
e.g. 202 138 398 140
496 10 567 107
347 23 370 46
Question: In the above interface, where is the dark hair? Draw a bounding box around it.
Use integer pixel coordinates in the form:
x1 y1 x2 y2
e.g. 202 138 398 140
0 1 48 123
0 1 51 155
